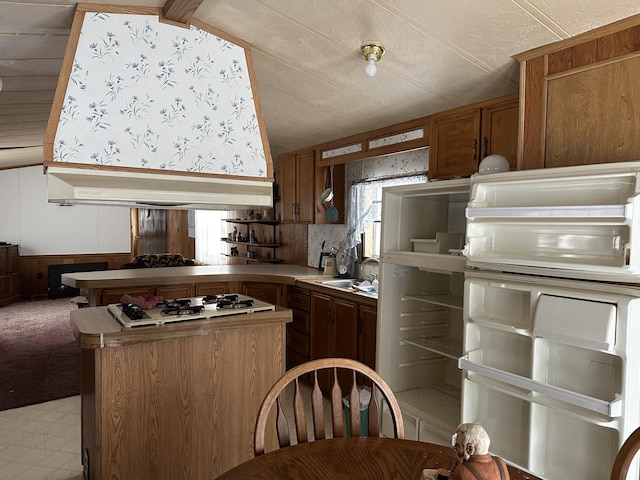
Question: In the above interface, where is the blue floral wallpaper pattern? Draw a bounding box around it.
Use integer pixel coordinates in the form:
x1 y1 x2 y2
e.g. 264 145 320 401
53 13 268 177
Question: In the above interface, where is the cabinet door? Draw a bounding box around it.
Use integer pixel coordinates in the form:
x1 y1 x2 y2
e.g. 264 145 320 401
8 246 18 273
311 292 332 360
279 151 315 224
100 287 154 306
481 98 519 171
0 274 7 301
157 284 194 299
243 282 281 305
8 273 20 298
430 109 481 179
0 247 7 274
296 150 315 224
280 153 297 223
359 305 377 372
332 298 359 390
332 298 358 360
195 282 229 296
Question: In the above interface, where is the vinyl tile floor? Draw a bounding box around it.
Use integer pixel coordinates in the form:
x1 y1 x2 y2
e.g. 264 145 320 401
0 383 331 480
0 395 82 480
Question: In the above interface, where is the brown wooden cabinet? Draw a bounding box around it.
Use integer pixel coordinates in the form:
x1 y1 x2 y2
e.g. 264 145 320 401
242 281 282 305
280 150 315 224
195 282 230 296
285 286 311 371
310 292 359 392
429 93 518 179
0 244 20 306
358 305 377 371
516 17 640 170
100 286 154 305
156 284 194 299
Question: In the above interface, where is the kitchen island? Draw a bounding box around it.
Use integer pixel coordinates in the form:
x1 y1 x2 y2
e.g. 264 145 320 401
71 303 292 480
62 264 330 306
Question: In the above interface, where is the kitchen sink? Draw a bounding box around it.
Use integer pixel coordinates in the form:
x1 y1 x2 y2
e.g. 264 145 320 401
319 279 358 289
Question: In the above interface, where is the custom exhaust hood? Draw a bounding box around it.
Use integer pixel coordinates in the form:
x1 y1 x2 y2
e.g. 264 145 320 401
43 5 274 210
46 166 273 210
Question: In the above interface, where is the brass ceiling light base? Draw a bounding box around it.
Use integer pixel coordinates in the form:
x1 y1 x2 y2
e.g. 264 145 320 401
360 42 385 77
360 42 385 62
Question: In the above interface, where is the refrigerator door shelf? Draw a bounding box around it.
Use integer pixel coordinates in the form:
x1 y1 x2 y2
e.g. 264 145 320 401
467 204 629 220
466 163 640 281
459 357 622 417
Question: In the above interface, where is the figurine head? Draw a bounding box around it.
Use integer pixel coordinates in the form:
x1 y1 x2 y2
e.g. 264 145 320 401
454 423 491 462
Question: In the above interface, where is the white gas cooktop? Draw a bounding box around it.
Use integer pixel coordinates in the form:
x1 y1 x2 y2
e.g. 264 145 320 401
108 294 275 328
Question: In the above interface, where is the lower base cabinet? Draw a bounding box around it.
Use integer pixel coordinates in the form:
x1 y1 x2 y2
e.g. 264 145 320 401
310 292 359 392
242 281 282 305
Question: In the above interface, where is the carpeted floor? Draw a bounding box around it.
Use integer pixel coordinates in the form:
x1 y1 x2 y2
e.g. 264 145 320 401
0 297 80 411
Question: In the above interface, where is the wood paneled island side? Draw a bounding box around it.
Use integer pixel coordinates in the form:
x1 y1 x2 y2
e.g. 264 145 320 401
71 305 292 480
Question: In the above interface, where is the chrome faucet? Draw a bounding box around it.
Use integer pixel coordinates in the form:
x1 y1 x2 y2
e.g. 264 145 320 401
356 256 380 281
361 257 380 266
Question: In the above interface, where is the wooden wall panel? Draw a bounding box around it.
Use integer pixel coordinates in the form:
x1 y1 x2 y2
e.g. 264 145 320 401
20 253 132 298
519 56 545 170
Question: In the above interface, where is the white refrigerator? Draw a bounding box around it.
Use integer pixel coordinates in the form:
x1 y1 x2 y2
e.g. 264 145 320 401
377 163 640 480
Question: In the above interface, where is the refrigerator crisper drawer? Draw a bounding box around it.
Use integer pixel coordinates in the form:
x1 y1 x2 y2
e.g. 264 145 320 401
465 162 640 280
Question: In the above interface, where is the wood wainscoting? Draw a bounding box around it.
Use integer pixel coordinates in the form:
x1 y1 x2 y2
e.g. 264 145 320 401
20 253 132 299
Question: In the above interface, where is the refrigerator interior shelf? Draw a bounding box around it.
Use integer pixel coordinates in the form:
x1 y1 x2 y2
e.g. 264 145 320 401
459 357 622 417
403 335 462 359
467 317 530 336
394 384 461 434
466 204 628 220
403 293 463 310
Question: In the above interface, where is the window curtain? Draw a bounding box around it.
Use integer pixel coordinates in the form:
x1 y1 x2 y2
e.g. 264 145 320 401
195 210 228 265
345 174 427 253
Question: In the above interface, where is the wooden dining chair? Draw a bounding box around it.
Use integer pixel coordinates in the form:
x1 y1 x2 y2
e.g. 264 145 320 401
611 426 640 479
253 358 405 456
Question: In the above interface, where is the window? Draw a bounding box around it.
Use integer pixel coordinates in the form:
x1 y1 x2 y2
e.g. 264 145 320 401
346 174 427 258
194 210 228 265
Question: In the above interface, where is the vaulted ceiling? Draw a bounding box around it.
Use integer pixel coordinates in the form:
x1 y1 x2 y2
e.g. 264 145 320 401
1 0 640 168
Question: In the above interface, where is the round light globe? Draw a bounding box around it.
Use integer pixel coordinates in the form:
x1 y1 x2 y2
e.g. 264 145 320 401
365 58 377 76
478 154 509 174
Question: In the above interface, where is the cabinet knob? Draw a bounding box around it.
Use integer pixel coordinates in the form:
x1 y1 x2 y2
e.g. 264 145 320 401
472 138 478 160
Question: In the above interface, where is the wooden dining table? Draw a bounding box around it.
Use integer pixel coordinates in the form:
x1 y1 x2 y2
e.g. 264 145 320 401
215 437 539 480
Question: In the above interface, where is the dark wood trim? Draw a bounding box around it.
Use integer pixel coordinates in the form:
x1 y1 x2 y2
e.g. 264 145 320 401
161 0 204 26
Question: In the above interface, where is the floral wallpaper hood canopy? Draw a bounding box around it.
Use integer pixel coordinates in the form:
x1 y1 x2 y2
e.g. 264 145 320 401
43 5 273 210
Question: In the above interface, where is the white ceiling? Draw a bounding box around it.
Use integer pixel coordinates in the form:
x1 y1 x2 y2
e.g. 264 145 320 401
1 0 640 168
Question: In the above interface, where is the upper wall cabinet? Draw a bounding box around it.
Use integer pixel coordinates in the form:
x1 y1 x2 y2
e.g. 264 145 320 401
517 15 640 170
280 150 315 224
429 94 518 180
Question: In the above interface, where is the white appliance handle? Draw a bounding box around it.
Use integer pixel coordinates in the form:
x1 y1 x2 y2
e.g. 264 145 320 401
459 356 622 417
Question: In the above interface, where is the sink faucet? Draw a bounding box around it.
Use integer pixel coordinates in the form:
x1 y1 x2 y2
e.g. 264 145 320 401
355 256 380 281
362 257 380 266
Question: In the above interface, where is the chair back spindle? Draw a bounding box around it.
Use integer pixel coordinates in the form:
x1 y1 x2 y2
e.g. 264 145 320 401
254 358 404 456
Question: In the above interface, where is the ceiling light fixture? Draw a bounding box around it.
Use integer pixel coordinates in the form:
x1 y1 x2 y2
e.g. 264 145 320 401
0 77 3 92
360 42 385 77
